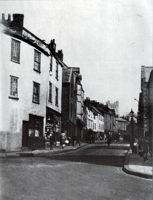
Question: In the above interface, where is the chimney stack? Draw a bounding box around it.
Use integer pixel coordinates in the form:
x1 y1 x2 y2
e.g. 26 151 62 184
12 14 24 34
57 50 63 61
48 39 56 53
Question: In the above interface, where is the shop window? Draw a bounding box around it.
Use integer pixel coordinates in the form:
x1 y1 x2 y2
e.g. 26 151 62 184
9 75 19 99
32 82 40 104
11 39 20 63
29 115 43 137
34 49 41 72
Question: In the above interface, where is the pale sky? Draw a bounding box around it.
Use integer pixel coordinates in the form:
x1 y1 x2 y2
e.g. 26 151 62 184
0 0 152 115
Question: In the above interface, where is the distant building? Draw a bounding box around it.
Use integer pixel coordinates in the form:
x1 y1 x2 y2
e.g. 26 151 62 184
86 106 94 131
148 70 153 152
84 98 115 140
106 100 119 116
0 14 63 151
61 67 78 139
74 68 86 142
61 66 85 144
115 117 129 137
85 105 104 142
138 66 153 139
91 106 104 138
103 108 116 135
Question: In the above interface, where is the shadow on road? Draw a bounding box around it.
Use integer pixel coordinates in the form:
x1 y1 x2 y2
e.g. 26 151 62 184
43 152 126 167
49 155 125 167
91 143 130 150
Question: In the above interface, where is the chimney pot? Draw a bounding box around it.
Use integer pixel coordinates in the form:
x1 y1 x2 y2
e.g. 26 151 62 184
48 39 56 53
2 13 5 21
57 50 63 61
8 14 11 21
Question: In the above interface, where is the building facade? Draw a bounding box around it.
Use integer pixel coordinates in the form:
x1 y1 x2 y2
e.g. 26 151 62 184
75 68 85 143
138 66 153 139
115 117 128 137
106 100 119 116
148 70 153 152
0 14 63 151
61 67 77 140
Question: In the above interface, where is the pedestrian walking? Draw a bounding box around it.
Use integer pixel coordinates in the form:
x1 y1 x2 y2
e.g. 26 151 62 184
60 131 66 149
138 137 143 156
49 132 55 150
142 137 149 161
107 134 111 147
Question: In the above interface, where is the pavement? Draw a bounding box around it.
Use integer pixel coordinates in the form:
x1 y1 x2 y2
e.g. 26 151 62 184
0 142 152 179
0 142 88 158
123 151 153 179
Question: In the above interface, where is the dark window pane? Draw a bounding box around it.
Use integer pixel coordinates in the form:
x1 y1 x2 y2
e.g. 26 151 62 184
49 82 52 102
10 76 18 97
32 82 40 104
34 50 41 72
56 62 59 80
11 39 20 63
55 87 58 106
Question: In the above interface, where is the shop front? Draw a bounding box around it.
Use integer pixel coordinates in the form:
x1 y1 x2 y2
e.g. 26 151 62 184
45 107 61 144
22 114 45 149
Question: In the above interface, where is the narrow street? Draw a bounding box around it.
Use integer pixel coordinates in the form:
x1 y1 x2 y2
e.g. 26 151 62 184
0 143 152 200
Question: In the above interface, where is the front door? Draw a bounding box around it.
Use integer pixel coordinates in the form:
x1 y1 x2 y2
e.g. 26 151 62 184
22 121 29 147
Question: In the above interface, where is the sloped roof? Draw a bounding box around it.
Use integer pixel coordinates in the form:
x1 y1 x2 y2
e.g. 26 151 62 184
91 106 102 115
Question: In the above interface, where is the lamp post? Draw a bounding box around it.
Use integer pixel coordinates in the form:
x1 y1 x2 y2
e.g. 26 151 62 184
130 109 134 152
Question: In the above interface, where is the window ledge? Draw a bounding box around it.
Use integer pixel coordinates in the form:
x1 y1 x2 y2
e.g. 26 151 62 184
33 68 41 73
8 96 19 100
32 101 40 104
11 59 20 64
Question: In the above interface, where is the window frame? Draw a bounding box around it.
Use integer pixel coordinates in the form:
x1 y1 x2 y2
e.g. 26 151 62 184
32 81 40 104
11 38 20 64
9 75 19 100
34 49 41 73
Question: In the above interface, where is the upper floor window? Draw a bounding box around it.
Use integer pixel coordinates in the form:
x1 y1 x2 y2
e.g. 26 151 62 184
48 82 52 103
34 50 41 72
50 56 53 72
32 82 40 104
11 39 20 63
9 75 19 99
55 61 59 80
55 87 58 106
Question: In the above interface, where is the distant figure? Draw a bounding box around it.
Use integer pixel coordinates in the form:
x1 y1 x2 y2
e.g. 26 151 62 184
50 132 55 150
71 135 76 146
107 134 111 147
60 131 66 149
142 137 149 161
138 137 143 156
104 134 107 141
